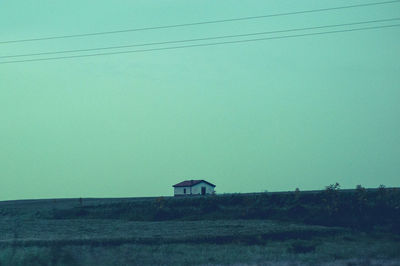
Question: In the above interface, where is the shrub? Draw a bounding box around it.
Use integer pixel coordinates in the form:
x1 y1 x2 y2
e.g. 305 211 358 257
288 240 318 254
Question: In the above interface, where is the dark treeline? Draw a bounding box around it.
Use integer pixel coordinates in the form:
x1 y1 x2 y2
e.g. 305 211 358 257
49 184 400 231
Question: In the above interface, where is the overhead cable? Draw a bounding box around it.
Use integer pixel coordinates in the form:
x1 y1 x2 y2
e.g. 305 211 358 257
0 0 399 44
1 23 399 64
1 17 399 59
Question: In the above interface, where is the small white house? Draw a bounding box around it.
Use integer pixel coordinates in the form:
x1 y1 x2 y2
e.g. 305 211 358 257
173 180 216 196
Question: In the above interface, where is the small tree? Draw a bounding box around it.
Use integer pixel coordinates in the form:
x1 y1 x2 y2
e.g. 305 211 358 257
323 183 341 218
155 197 165 209
294 187 301 201
355 185 367 212
326 182 340 191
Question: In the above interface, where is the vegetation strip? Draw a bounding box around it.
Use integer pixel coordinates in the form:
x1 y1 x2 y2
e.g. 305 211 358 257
42 186 400 232
0 229 341 248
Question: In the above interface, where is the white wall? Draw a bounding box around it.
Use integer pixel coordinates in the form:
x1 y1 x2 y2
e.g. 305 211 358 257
191 183 214 195
174 186 190 195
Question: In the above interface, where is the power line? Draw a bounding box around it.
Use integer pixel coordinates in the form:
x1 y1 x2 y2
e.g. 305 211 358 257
1 23 399 65
1 0 399 44
2 18 399 59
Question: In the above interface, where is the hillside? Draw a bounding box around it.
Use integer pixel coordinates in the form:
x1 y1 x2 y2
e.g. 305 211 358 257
6 185 397 230
0 186 399 265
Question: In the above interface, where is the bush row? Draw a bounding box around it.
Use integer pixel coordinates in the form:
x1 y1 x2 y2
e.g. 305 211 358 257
49 185 400 231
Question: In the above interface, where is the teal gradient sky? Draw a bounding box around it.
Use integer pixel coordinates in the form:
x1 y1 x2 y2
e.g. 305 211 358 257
1 1 400 200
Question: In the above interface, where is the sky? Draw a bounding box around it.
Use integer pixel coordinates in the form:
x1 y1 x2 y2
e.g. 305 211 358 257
1 0 399 200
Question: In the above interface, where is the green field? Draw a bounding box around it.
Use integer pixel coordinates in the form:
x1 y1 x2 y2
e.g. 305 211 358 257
1 187 399 265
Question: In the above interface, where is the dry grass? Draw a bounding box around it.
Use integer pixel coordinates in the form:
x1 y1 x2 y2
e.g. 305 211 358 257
0 195 399 265
0 218 342 243
1 242 400 266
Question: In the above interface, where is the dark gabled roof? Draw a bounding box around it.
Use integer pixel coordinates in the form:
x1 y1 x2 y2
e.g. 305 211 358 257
173 180 216 188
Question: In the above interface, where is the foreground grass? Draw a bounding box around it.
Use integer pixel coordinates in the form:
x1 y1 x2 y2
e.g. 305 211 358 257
0 219 342 244
0 218 399 265
1 237 400 266
0 190 399 265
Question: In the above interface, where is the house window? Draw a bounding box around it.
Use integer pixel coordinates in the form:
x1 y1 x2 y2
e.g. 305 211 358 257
184 188 186 194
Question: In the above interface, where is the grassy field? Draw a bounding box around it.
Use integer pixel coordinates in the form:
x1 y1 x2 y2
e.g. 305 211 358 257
1 188 399 265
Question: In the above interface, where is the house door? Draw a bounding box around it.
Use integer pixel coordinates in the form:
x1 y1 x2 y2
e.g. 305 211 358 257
201 187 206 195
